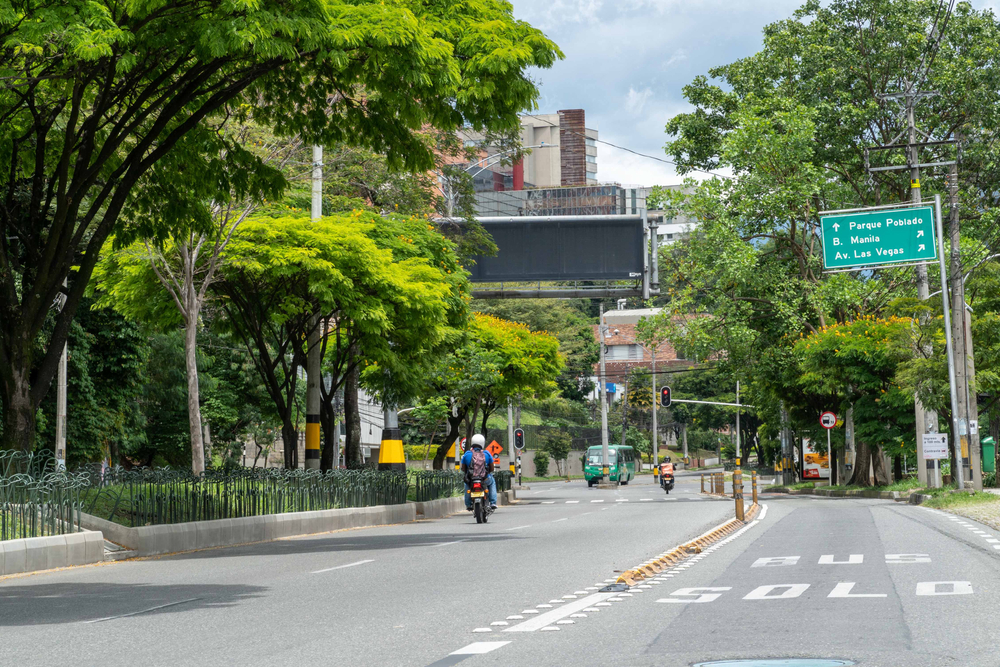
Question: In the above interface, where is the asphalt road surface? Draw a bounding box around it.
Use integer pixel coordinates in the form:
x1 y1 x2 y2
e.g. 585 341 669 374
4 475 999 667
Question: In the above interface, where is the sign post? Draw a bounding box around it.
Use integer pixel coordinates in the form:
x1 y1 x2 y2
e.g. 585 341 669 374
923 433 948 488
821 197 964 487
820 412 837 485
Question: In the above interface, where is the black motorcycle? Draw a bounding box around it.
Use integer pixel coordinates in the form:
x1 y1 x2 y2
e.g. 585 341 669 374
660 459 675 495
469 477 495 524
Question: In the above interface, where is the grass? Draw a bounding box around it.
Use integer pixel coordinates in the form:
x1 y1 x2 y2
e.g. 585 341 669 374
923 490 1000 509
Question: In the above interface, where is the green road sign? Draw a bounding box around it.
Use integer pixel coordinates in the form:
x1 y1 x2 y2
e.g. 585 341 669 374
821 205 936 270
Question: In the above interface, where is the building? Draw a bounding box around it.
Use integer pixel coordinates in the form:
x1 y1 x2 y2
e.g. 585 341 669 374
590 308 696 403
473 183 650 217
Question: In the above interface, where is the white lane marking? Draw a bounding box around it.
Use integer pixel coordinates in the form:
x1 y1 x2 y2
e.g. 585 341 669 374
819 554 863 564
886 554 930 564
581 512 593 516
566 500 580 504
432 540 467 547
505 593 615 632
916 581 973 596
548 599 564 603
536 604 553 609
828 582 886 598
83 598 201 624
506 615 523 620
472 628 492 633
505 525 531 531
601 507 610 511
663 498 677 501
570 613 587 618
556 620 574 625
451 642 510 655
615 498 629 502
540 626 559 632
744 584 810 600
657 587 731 604
752 556 800 568
562 595 578 599
312 559 375 574
541 501 555 504
591 500 604 503
552 518 568 523
986 539 1000 544
759 503 769 520
641 498 653 501
520 610 539 614
490 621 509 626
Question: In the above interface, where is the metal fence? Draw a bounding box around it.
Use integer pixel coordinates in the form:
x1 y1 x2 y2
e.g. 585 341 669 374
0 450 86 541
411 470 464 502
81 467 410 528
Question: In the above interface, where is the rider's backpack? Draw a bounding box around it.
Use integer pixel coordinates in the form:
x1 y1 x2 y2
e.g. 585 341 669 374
471 449 488 478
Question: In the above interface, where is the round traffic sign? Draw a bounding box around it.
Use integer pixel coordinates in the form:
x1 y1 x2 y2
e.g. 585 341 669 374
820 411 837 430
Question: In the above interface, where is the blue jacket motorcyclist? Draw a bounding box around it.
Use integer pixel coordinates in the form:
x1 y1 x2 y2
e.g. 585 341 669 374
461 433 497 510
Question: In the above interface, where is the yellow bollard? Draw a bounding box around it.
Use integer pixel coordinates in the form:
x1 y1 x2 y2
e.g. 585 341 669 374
752 470 758 505
701 474 705 493
734 468 744 521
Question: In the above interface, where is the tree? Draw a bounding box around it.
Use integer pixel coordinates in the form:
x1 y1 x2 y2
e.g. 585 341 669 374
427 314 563 469
0 0 561 452
212 214 459 467
541 429 572 477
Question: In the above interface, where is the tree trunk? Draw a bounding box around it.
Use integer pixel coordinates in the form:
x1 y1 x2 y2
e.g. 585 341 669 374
848 440 874 486
320 390 340 471
184 312 206 475
281 420 298 469
871 447 890 486
893 455 903 482
434 409 466 470
344 363 361 468
1 358 35 454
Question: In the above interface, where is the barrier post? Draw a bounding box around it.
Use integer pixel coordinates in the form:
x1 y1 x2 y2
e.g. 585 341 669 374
701 474 705 494
752 470 758 505
734 468 745 521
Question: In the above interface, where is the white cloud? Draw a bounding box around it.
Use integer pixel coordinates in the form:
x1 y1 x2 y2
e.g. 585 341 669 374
624 87 653 117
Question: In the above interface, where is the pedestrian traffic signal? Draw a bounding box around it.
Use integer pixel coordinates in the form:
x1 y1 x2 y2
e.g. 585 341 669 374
660 386 672 407
514 428 525 450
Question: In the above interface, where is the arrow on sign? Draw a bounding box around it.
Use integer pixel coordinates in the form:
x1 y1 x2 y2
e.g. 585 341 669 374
832 223 840 231
918 244 926 252
917 230 924 237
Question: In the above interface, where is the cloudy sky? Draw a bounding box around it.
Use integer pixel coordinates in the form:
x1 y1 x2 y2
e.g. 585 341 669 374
509 0 1000 187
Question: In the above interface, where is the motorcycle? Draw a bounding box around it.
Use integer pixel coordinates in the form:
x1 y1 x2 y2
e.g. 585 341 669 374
659 460 675 495
469 476 495 524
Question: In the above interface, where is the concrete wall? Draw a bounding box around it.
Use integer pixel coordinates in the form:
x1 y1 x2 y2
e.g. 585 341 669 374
520 449 587 478
1 531 105 576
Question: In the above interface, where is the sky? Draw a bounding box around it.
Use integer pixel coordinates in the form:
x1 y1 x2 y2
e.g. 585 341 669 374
509 0 1000 187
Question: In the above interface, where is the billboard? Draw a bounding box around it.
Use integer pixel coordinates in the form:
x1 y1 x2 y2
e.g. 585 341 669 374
801 438 830 480
463 215 645 283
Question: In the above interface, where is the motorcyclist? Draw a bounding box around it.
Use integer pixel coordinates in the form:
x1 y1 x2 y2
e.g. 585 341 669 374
461 434 497 511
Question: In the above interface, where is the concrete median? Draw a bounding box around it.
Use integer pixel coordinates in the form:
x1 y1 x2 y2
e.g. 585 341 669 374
1 531 105 576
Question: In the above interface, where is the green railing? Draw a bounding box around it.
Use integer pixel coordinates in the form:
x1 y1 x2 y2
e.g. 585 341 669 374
495 470 513 492
0 450 86 541
82 467 409 528
411 470 464 502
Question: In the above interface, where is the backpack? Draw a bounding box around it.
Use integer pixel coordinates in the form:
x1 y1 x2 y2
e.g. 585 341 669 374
471 449 488 478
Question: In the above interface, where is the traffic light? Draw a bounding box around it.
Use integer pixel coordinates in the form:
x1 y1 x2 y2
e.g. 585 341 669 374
514 428 525 450
660 386 672 407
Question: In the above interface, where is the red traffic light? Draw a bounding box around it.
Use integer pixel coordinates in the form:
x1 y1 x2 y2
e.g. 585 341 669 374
660 386 672 407
514 428 525 450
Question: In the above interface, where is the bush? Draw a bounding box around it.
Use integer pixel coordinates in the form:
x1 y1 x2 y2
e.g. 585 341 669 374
533 449 550 477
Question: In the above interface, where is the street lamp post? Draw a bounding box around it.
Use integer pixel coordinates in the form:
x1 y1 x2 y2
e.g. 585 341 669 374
598 305 611 483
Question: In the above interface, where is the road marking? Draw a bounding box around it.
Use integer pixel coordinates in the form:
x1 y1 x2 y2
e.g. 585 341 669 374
828 582 886 598
615 498 629 502
886 554 930 564
520 610 539 614
312 559 374 574
552 518 568 523
505 525 531 531
752 556 800 568
581 512 593 516
450 642 510 655
916 581 973 596
472 628 492 633
505 593 615 632
540 626 559 632
591 500 604 503
566 500 579 504
490 621 508 626
83 598 201 624
744 584 809 600
542 501 555 504
819 554 863 564
506 615 523 620
641 498 653 501
657 587 731 604
432 540 467 547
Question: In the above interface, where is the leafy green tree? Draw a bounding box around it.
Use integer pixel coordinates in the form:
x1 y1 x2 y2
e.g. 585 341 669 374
0 0 561 453
532 449 550 478
541 430 572 477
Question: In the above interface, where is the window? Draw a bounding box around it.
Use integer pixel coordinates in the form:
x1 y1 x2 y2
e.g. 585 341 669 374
607 344 643 360
586 137 596 147
586 155 597 164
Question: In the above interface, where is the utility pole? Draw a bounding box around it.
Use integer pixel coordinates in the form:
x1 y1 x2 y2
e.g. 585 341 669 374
948 159 981 489
507 398 515 475
54 279 68 470
598 304 611 483
650 345 657 467
305 145 323 470
620 377 629 450
735 380 741 465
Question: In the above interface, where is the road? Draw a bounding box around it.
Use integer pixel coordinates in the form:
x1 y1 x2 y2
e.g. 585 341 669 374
3 475 1000 666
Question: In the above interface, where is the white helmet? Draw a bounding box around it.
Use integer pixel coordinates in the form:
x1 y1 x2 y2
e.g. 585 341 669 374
471 434 486 448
